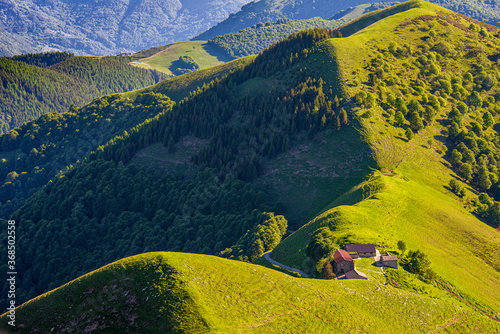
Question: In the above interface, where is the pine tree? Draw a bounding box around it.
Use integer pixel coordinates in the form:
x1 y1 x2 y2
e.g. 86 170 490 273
459 163 473 180
478 164 492 190
450 149 463 166
483 111 494 128
397 240 407 256
423 106 436 124
339 108 348 125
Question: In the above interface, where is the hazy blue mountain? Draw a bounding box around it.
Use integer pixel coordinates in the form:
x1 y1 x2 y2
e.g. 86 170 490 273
0 0 252 56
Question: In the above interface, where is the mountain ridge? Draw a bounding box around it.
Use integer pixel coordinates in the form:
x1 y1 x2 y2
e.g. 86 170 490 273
2 251 499 333
195 0 500 40
0 0 252 56
1 1 500 332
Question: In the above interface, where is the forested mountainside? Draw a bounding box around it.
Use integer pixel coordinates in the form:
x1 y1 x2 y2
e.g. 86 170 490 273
204 3 397 59
207 18 338 59
1 1 500 332
0 52 167 134
0 56 253 229
0 0 252 57
0 27 370 307
196 0 500 40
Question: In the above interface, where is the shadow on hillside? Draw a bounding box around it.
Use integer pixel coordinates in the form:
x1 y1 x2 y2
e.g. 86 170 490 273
202 42 235 63
493 123 500 133
394 135 408 142
433 134 447 144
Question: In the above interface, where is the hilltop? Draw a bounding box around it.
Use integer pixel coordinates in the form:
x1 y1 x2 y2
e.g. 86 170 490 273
196 0 500 40
271 0 500 318
1 25 367 306
1 252 498 333
1 0 500 331
0 0 251 57
129 40 234 75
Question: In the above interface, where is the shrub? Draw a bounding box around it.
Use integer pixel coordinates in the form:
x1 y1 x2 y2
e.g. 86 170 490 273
306 227 336 263
405 128 414 140
321 260 335 280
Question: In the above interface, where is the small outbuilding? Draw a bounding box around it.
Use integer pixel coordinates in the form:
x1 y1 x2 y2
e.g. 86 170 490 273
381 255 398 269
344 269 369 280
333 249 354 274
345 244 377 258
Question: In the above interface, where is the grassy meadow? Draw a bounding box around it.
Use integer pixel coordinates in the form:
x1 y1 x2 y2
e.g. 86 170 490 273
2 252 498 333
271 0 500 321
131 41 233 76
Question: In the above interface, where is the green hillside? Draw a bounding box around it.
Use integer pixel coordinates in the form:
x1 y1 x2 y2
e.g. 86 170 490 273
138 56 256 102
195 0 500 41
0 56 252 229
271 0 500 317
130 41 233 76
0 53 167 134
1 27 363 306
2 1 500 331
2 252 498 333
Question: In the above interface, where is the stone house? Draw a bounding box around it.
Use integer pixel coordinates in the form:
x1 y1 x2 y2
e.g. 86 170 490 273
381 255 398 269
333 249 354 274
345 244 377 258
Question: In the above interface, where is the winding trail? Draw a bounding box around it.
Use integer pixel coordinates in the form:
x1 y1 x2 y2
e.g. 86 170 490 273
264 251 310 278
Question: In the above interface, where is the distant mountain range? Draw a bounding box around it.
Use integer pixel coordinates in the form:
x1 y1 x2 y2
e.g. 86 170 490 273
195 0 500 40
0 0 252 56
2 0 500 57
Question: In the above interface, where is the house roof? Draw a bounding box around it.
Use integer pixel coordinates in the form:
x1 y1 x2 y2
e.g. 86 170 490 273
345 244 376 253
345 269 369 280
382 255 398 262
334 249 353 263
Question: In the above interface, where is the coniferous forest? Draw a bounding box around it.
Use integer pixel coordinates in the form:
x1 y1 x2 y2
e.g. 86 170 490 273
0 52 167 134
0 28 346 305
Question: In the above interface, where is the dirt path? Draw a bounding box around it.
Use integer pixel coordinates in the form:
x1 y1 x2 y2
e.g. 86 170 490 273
264 251 310 278
128 61 154 70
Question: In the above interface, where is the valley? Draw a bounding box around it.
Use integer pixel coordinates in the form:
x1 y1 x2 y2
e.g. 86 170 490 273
0 0 499 333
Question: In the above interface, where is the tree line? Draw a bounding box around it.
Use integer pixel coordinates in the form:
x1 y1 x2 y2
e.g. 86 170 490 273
0 28 351 307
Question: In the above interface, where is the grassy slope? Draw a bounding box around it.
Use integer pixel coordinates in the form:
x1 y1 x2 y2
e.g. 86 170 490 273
130 41 234 75
2 252 498 333
125 56 255 102
254 126 374 229
272 0 500 318
4 2 500 332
